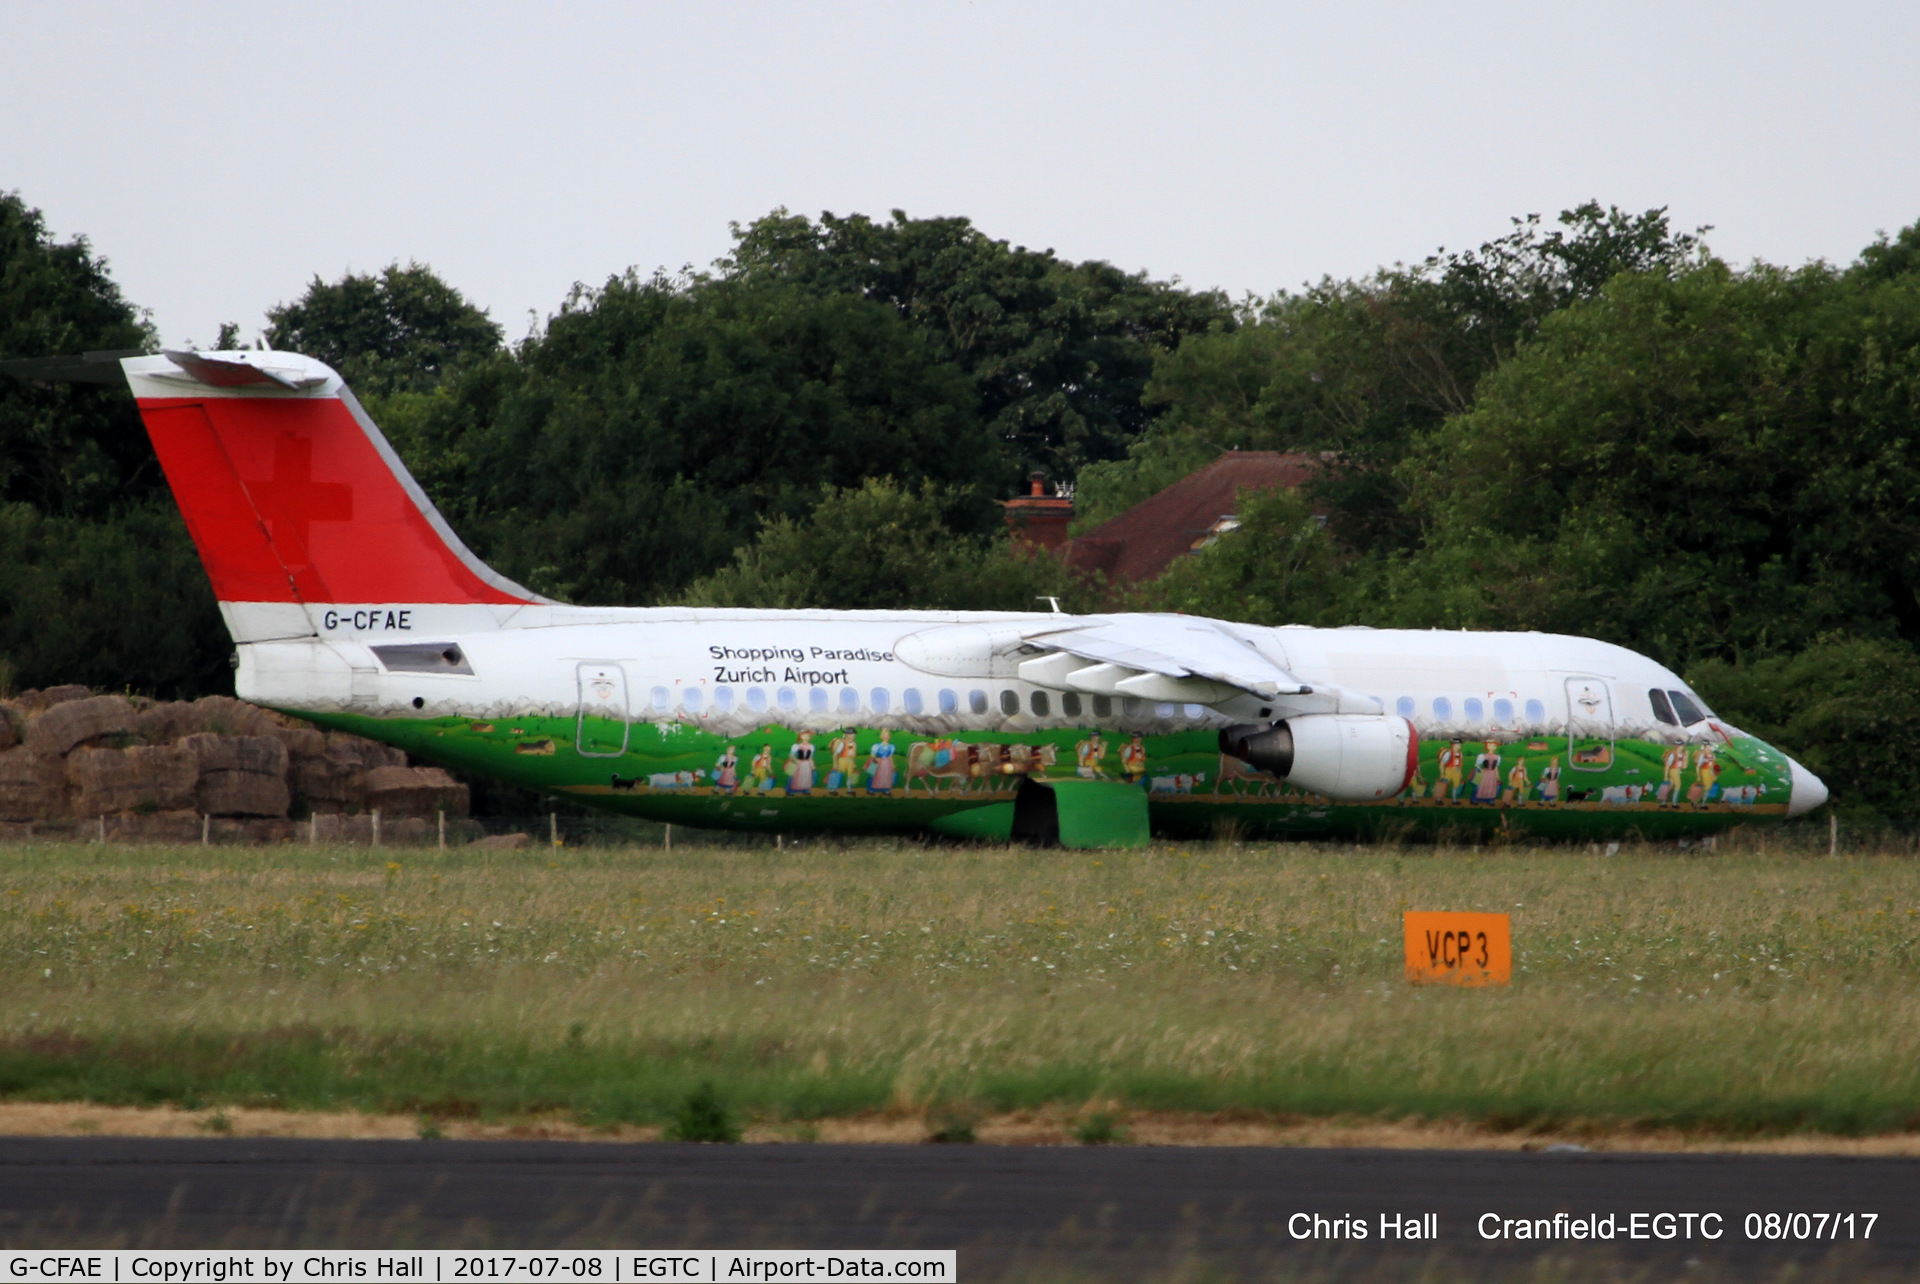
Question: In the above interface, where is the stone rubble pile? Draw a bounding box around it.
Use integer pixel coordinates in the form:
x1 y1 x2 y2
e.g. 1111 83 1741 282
0 687 470 844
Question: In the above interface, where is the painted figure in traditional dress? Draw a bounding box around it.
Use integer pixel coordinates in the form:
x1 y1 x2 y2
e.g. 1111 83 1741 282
1693 744 1721 805
1504 755 1531 804
1119 734 1147 784
865 728 897 794
1537 756 1562 805
828 730 859 793
785 729 817 795
1471 741 1502 805
1662 743 1689 809
1437 738 1467 802
1076 731 1106 778
714 744 739 793
749 743 775 792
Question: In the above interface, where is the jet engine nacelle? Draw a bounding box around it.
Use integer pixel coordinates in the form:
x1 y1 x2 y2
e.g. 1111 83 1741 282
1219 714 1418 802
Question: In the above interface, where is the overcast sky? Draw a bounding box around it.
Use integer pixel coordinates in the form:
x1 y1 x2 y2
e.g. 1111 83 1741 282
7 1 1917 349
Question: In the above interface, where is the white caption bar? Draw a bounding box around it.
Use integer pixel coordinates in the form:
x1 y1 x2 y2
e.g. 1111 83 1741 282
0 1252 957 1283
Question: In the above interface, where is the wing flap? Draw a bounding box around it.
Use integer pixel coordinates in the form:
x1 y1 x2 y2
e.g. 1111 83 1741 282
1024 616 1308 699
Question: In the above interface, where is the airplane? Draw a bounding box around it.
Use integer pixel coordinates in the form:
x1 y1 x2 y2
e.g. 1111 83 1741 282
13 347 1829 847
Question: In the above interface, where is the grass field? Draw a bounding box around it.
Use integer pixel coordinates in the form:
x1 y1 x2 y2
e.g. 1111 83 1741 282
2 828 1917 1140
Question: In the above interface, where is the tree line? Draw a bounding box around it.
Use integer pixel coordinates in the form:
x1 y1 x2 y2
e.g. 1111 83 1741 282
3 192 1917 823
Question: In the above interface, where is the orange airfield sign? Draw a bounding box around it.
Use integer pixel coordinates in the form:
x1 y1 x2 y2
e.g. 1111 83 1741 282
1404 912 1512 986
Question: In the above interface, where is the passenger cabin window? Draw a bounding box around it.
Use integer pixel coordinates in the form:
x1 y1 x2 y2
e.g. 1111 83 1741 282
1493 698 1514 723
1464 697 1484 722
1649 688 1678 725
1092 694 1112 718
1155 702 1177 719
1030 690 1050 717
903 688 924 715
1122 698 1142 718
746 687 767 712
714 687 735 712
869 688 890 715
838 687 859 715
1433 697 1453 720
1184 703 1204 720
777 687 798 712
651 686 670 711
1061 691 1082 718
1525 698 1546 723
1000 689 1019 716
1396 696 1415 718
682 688 703 712
809 688 829 713
969 690 989 715
1669 690 1708 725
938 689 958 715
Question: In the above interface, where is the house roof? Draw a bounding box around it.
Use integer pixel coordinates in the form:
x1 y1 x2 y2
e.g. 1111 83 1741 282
1065 451 1322 582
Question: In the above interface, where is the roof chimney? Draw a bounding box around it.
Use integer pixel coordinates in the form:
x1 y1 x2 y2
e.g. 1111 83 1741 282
1002 471 1073 554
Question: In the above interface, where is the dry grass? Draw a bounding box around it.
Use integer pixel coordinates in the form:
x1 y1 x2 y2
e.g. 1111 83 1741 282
1 831 1917 1139
15 1100 1920 1154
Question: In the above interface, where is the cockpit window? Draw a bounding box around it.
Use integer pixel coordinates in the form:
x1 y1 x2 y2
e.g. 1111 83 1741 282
1668 690 1708 725
1648 688 1678 726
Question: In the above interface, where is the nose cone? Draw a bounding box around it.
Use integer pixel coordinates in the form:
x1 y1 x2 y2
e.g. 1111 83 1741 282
1785 756 1829 817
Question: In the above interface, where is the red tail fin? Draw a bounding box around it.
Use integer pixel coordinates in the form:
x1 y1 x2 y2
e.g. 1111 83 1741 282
125 351 541 639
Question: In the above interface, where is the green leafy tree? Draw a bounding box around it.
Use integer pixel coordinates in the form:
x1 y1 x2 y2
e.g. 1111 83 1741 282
0 193 156 518
1385 247 1920 666
1077 203 1708 548
723 209 1233 479
0 194 225 696
401 274 1016 605
373 208 1233 609
265 262 502 396
1144 486 1341 624
1070 323 1287 528
1690 637 1920 828
681 477 1084 612
0 500 227 698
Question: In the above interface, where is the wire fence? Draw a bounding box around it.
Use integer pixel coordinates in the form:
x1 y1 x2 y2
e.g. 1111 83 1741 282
452 812 797 850
0 809 813 851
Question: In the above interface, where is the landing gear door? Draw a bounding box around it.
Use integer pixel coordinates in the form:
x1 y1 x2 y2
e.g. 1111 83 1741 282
1564 676 1614 772
576 662 630 758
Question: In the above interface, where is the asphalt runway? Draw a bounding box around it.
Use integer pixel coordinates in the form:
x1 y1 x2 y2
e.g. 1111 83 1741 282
0 1138 1912 1279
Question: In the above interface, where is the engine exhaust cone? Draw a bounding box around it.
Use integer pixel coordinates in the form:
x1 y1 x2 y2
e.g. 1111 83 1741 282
1219 722 1294 778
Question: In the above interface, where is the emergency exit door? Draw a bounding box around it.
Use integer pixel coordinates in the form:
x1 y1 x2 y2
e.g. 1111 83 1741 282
576 662 630 757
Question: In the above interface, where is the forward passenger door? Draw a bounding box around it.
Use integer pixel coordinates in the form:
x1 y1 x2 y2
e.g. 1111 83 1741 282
1564 676 1614 772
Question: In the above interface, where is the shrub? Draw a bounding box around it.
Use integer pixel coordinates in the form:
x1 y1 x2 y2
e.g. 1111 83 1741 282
667 1082 741 1143
925 1112 976 1144
1071 1112 1126 1145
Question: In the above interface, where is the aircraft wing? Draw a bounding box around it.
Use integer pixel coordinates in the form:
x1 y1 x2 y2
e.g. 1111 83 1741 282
1015 616 1310 704
896 614 1315 708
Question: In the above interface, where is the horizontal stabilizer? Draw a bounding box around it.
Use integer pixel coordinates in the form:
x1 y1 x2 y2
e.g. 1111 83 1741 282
156 349 332 390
